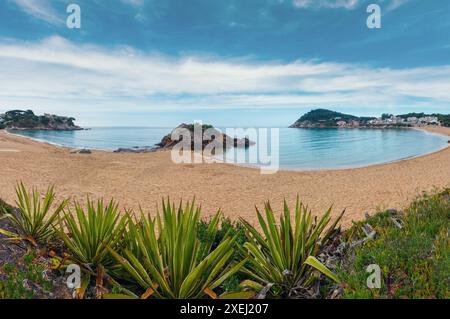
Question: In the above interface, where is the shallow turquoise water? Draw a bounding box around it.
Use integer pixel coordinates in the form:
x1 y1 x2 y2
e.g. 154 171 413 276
10 127 448 170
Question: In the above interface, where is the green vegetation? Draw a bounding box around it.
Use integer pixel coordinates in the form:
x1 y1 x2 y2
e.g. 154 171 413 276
0 183 68 246
291 109 362 127
197 217 247 293
0 199 11 215
0 252 53 299
109 201 248 299
239 199 342 297
1 110 40 128
1 183 448 299
57 198 128 298
185 123 215 132
340 189 450 299
437 114 450 127
291 109 450 128
0 110 80 130
397 112 450 127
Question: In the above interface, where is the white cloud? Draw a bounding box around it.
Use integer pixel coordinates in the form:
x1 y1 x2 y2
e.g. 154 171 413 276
293 0 360 9
292 0 409 11
0 36 449 117
11 0 63 24
384 0 410 12
121 0 145 7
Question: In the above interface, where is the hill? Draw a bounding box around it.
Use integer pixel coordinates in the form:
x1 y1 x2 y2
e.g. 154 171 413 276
289 109 374 128
290 109 449 128
0 110 82 130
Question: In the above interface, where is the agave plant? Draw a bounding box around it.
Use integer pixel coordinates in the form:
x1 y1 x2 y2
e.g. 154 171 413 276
109 200 248 299
56 198 128 298
0 183 68 246
239 198 343 297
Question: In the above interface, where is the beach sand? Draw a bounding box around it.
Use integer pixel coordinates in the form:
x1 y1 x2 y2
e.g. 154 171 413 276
0 127 449 227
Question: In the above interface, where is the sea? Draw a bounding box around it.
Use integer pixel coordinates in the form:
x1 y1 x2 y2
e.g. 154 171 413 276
9 127 449 171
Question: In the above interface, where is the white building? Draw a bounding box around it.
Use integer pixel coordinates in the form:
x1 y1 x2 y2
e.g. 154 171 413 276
418 116 440 125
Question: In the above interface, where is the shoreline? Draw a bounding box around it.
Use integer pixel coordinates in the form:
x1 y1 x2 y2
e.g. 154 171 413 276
5 126 449 173
1 126 449 227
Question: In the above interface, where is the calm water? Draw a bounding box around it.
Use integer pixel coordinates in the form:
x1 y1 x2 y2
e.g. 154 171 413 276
10 127 448 170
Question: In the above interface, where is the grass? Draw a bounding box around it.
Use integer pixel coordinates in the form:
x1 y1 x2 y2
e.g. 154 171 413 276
0 252 53 299
339 189 450 299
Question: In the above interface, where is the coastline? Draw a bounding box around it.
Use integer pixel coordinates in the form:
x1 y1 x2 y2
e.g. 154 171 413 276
6 126 449 173
0 127 449 227
413 125 450 138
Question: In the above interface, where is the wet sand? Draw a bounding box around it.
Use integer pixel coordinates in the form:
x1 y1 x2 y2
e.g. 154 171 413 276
0 127 449 227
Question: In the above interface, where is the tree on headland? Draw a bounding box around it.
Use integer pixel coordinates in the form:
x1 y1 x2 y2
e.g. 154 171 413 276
0 109 81 130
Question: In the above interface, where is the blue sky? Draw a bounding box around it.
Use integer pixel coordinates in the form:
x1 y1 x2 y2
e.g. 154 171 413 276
0 0 449 127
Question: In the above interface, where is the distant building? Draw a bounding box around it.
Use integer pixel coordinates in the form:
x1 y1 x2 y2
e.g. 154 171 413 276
389 116 403 124
336 120 347 127
418 116 440 125
368 118 383 125
407 117 418 124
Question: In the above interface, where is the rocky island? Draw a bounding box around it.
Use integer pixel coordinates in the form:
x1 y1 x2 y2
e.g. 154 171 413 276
156 123 255 151
112 123 255 153
290 109 450 128
0 110 82 131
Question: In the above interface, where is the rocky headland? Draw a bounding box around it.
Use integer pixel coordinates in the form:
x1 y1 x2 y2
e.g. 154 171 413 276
290 109 449 129
0 110 82 131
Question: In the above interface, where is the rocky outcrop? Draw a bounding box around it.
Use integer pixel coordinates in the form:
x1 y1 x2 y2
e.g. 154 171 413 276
155 124 255 151
0 110 83 131
113 147 156 153
289 120 332 128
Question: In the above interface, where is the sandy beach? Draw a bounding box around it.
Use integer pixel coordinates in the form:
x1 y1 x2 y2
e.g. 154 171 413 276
0 127 449 227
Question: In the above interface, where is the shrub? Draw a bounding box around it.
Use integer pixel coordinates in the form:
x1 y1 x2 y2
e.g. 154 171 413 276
0 199 12 215
197 217 247 292
0 183 68 246
239 198 343 297
109 200 248 299
56 198 128 298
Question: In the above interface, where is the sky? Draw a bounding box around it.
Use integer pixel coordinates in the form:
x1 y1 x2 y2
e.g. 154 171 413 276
0 0 449 127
